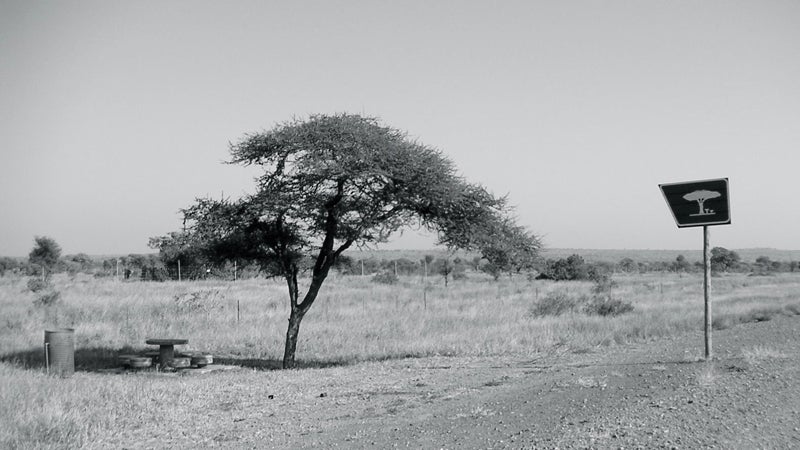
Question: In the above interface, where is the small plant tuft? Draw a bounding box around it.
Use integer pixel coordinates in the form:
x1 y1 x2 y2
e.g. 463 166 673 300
696 363 717 387
371 271 399 285
742 346 786 365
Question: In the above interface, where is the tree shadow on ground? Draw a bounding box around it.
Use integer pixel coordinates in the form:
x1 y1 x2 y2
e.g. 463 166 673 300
0 346 139 371
0 347 354 372
216 351 430 371
213 356 349 370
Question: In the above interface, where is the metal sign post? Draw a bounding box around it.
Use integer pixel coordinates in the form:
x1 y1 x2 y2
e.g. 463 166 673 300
659 178 731 360
703 225 711 358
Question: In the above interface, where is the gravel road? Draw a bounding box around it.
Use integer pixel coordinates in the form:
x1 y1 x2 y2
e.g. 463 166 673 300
267 315 800 449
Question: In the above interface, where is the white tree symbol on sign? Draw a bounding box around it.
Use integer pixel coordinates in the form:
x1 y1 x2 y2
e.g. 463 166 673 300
683 190 721 216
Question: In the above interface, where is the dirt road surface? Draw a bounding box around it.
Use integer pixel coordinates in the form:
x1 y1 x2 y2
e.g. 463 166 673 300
263 316 799 449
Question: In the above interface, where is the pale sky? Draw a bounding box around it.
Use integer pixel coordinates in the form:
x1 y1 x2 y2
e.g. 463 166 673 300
1 0 799 257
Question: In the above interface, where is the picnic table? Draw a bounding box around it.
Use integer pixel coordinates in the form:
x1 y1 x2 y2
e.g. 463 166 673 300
145 338 188 365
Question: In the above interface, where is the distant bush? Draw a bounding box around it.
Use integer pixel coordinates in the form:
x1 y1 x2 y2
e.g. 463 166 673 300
529 275 632 318
452 270 468 281
584 295 634 317
537 254 612 282
528 290 577 317
711 247 740 272
26 278 49 293
589 271 616 292
27 277 61 307
0 256 22 276
371 271 398 285
33 290 61 307
536 255 587 281
585 275 632 316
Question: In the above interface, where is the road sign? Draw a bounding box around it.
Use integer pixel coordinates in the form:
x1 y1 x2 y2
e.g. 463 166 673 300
659 178 731 228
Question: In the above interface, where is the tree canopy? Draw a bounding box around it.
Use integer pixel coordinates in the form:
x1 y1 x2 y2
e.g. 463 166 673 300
710 246 740 272
161 114 540 368
28 236 61 279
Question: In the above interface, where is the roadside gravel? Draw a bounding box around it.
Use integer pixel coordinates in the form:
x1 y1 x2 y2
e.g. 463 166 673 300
275 315 800 449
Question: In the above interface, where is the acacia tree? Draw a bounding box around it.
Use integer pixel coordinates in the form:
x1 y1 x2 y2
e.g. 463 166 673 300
29 236 62 280
170 114 538 368
149 231 215 280
479 218 540 280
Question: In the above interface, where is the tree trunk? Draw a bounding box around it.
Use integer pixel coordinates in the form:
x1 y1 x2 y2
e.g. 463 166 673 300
280 259 331 369
283 307 304 369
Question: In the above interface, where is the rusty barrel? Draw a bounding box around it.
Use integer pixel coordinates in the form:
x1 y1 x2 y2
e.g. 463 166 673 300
44 328 74 377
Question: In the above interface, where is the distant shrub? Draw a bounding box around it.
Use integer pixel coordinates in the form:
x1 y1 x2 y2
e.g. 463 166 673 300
528 290 577 317
536 255 588 281
711 247 740 272
141 266 170 282
529 274 631 318
371 271 398 285
27 278 49 293
0 256 22 276
27 277 62 307
537 254 611 282
584 295 634 317
452 270 468 281
590 274 617 293
34 290 61 307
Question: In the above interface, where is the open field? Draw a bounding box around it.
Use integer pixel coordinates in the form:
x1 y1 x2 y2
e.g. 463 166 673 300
1 271 799 448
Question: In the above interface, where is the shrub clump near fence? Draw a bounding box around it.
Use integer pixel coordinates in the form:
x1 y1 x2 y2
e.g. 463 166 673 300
528 278 634 318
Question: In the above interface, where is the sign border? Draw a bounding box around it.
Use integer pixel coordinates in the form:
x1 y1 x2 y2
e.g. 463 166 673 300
659 177 731 228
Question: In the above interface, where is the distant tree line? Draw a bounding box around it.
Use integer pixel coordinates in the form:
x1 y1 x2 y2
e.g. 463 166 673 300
2 241 798 281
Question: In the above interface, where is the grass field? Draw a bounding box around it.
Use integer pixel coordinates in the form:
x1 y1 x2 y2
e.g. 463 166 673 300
1 270 799 448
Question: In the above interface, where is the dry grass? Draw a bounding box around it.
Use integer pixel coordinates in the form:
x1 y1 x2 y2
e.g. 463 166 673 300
742 346 787 365
3 271 800 363
696 363 718 387
1 270 799 448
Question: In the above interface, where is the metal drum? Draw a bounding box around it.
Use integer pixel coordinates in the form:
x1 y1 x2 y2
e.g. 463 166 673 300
44 328 75 377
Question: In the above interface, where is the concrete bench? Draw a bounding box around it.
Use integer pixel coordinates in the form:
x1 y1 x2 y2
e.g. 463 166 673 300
145 338 188 366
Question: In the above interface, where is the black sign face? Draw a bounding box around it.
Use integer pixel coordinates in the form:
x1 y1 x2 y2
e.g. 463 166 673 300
659 178 731 228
